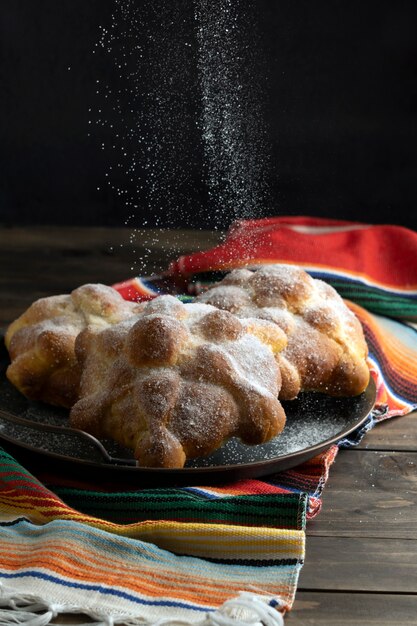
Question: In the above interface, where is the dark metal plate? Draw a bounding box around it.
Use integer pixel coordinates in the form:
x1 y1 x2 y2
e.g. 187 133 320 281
0 342 375 485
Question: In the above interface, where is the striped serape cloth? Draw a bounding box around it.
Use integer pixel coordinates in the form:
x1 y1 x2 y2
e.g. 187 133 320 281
1 217 417 625
167 215 417 321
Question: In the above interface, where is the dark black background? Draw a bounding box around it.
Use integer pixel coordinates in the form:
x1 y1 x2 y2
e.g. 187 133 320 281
1 0 417 229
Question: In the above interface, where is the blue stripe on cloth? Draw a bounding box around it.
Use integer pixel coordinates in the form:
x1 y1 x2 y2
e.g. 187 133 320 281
367 355 417 411
337 412 377 448
0 571 204 611
1 518 299 587
0 518 172 565
182 487 224 499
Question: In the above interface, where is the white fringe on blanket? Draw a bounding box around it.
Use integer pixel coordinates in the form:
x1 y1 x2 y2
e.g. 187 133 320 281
0 584 285 626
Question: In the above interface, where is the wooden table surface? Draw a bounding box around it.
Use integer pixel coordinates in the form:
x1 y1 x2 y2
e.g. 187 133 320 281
1 226 416 626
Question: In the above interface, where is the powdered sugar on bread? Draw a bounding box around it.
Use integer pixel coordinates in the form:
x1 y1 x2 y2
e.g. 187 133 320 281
197 265 370 399
70 295 286 468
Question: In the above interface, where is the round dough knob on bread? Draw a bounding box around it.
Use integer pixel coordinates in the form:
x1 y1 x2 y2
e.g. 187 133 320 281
5 284 144 407
70 296 286 468
197 265 370 399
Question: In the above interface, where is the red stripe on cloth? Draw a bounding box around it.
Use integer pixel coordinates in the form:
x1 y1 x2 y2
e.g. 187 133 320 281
112 277 157 301
168 217 417 289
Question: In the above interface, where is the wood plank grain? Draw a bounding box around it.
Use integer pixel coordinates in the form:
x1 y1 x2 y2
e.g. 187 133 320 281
287 592 417 625
0 226 224 252
50 615 93 625
298 536 417 593
2 226 417 624
0 226 223 326
308 450 417 538
357 413 417 451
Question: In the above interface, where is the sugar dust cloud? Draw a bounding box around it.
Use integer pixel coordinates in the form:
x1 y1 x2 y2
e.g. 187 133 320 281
91 0 271 273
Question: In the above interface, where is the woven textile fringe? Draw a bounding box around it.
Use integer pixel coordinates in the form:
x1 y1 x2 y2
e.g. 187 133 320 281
0 584 285 626
0 502 304 625
3 217 417 624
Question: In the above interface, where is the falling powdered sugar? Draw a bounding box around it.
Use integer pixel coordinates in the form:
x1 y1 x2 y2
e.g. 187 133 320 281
194 0 271 225
91 0 272 273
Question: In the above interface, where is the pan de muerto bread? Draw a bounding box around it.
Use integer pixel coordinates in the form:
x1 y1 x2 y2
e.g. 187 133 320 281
196 265 370 400
5 284 144 408
70 295 287 468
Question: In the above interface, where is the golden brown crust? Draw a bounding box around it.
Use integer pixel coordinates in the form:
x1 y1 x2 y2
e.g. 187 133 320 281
5 268 369 468
70 296 286 468
196 265 370 399
127 316 191 367
5 284 143 407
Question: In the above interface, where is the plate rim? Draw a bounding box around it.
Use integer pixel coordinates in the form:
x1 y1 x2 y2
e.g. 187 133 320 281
0 378 376 478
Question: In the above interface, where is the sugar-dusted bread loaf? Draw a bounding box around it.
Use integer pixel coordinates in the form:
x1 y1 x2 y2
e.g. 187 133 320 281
70 295 287 468
5 284 143 407
196 265 370 400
